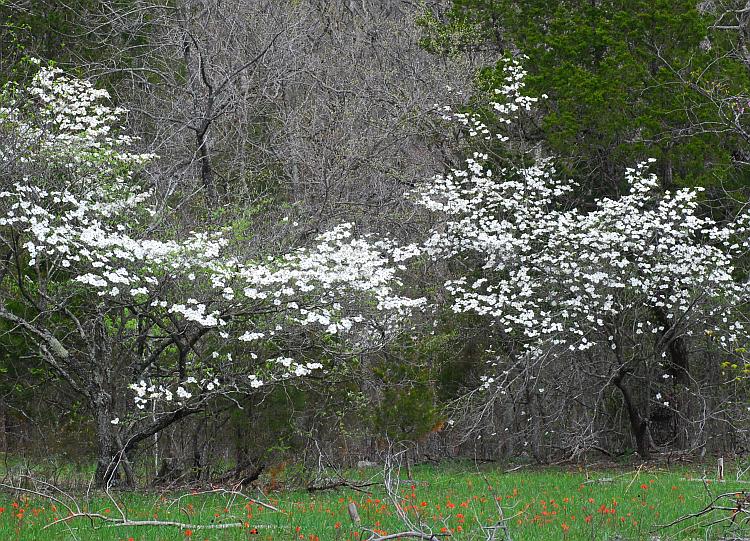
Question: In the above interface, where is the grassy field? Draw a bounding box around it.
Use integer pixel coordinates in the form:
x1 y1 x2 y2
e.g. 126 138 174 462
1 461 749 540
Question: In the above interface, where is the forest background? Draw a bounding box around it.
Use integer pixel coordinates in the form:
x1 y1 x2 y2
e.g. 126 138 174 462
0 0 750 492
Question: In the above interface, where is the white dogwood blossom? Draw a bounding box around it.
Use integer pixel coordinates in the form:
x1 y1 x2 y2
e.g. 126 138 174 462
0 65 423 411
413 57 750 385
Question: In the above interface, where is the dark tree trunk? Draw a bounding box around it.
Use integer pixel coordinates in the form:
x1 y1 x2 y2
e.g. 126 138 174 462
655 309 690 385
92 391 136 488
196 127 218 204
91 394 198 488
654 308 691 448
0 403 6 453
613 373 651 460
93 402 126 488
192 439 209 483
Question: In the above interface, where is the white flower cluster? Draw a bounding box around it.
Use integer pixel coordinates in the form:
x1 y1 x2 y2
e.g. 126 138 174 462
413 59 750 384
1 65 154 173
270 357 324 377
130 377 207 409
435 58 540 143
1 65 425 408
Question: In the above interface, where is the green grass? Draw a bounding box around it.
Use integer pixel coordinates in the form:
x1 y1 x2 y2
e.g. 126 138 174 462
1 462 749 540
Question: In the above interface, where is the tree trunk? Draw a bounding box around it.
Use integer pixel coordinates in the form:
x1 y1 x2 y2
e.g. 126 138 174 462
654 308 691 448
524 386 544 463
93 403 121 488
0 403 6 453
196 127 218 204
613 373 650 460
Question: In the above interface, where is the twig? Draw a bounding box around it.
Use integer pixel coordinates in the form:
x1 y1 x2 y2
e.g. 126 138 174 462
475 453 513 541
45 513 247 530
307 479 377 494
624 463 645 492
655 491 750 530
169 487 280 513
2 477 281 532
364 530 447 541
583 477 614 485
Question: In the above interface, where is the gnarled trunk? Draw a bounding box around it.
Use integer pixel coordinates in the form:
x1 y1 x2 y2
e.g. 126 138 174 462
92 395 136 488
96 404 199 488
613 373 651 460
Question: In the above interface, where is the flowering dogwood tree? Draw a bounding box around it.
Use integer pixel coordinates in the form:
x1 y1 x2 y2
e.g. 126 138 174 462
0 65 423 485
413 58 750 459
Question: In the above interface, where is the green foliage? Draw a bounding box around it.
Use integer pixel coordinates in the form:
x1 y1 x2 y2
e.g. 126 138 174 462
422 0 750 197
0 1 98 79
372 366 439 440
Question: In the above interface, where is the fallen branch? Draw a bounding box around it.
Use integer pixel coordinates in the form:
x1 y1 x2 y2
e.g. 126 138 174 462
655 490 750 532
45 513 247 530
374 444 452 541
170 487 280 513
583 477 614 485
213 462 265 487
364 530 448 541
307 479 377 494
2 476 281 533
476 454 514 541
624 464 646 492
590 445 614 457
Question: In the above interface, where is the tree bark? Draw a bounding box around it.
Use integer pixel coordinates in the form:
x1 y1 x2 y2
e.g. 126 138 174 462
196 125 218 204
655 308 691 448
92 395 199 488
0 403 6 453
613 372 650 460
93 400 123 488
